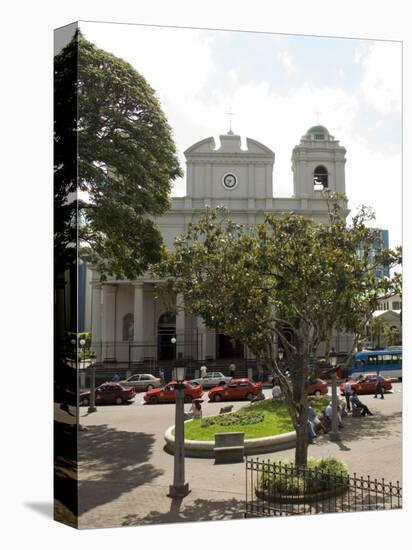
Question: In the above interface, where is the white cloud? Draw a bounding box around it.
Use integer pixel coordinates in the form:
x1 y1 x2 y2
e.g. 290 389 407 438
277 50 296 76
345 136 401 247
355 41 401 115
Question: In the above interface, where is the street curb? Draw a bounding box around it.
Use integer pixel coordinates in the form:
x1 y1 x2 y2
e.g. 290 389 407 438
164 422 296 458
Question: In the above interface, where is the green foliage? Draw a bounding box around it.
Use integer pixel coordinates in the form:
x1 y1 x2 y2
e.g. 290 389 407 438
159 196 401 466
258 457 349 496
54 29 182 277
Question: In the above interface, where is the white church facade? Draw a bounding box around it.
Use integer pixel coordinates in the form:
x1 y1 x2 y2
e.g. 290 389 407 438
89 125 351 367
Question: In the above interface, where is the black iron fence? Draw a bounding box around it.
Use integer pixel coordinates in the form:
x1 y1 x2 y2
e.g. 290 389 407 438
245 458 402 517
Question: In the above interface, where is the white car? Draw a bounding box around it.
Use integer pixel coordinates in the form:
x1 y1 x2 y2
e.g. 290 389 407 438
119 373 161 392
190 371 232 389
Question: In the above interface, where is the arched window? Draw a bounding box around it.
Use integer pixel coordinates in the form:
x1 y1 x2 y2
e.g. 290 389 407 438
313 165 328 190
122 313 134 342
158 311 176 327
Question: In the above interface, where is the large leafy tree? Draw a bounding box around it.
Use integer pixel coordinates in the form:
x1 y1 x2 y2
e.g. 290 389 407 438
159 196 401 467
54 29 182 278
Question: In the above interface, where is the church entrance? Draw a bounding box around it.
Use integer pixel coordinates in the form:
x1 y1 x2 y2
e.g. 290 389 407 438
157 312 176 360
216 334 244 359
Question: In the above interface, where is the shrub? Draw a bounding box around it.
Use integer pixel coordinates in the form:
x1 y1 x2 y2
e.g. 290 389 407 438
258 457 349 496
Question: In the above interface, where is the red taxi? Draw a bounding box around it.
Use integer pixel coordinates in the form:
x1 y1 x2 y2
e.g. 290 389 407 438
308 379 328 396
339 373 392 395
143 380 203 404
208 378 262 402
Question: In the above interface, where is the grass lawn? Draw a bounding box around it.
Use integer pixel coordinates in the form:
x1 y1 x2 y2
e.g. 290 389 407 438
184 396 329 441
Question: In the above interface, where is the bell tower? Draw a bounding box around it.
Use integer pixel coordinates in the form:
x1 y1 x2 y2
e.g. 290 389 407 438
291 125 346 198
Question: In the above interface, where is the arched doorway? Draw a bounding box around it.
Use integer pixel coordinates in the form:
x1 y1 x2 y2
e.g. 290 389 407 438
158 312 176 360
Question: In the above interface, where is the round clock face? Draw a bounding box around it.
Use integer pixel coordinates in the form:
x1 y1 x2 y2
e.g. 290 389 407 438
222 173 238 190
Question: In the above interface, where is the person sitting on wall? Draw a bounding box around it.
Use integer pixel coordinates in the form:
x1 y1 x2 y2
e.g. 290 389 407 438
324 401 344 428
308 400 327 433
350 389 374 416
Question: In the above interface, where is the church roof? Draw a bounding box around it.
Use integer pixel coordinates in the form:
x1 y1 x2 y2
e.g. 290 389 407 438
184 134 274 157
306 125 330 136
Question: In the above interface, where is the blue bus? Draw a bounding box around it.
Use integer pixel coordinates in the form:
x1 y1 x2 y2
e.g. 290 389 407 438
339 349 402 381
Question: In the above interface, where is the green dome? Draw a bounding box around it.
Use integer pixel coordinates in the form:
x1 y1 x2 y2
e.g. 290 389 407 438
307 125 329 135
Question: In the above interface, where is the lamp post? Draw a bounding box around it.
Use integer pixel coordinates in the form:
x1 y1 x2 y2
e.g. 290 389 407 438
329 350 340 441
88 352 97 413
168 340 190 498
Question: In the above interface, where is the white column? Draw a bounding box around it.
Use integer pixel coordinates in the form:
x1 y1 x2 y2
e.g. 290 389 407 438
102 284 117 361
206 163 212 199
265 163 273 208
91 283 102 362
133 283 144 362
176 293 185 359
197 316 207 361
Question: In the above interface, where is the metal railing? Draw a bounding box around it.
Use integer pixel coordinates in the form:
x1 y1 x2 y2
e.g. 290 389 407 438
245 458 402 517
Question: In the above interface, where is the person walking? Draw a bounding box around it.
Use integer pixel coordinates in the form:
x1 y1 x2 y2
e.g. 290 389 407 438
374 374 385 399
343 378 352 411
229 361 236 378
200 364 207 378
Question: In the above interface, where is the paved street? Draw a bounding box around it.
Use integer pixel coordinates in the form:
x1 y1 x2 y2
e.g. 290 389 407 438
74 383 402 529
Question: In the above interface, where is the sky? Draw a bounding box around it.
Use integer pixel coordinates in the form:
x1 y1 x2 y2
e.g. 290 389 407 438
80 22 402 249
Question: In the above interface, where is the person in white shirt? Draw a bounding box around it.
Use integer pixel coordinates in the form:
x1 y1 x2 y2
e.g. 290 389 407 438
325 401 344 428
200 365 207 378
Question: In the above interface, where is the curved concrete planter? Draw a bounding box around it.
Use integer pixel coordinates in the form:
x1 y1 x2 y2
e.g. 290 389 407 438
255 483 349 504
164 421 296 458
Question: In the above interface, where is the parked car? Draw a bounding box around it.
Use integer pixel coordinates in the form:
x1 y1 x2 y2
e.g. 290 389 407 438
79 382 136 406
190 371 232 389
143 380 203 404
339 373 392 395
308 378 328 396
208 378 263 402
119 373 161 392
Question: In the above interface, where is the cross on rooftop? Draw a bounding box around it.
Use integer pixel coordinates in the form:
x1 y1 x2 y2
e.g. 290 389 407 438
225 109 235 135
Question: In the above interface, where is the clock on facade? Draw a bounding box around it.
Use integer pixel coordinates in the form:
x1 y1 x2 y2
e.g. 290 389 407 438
222 173 238 190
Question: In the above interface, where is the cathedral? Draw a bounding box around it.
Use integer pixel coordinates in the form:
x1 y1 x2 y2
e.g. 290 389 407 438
88 124 349 368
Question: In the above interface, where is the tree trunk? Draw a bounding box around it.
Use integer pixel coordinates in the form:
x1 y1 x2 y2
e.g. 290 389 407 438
295 419 309 468
291 346 309 468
